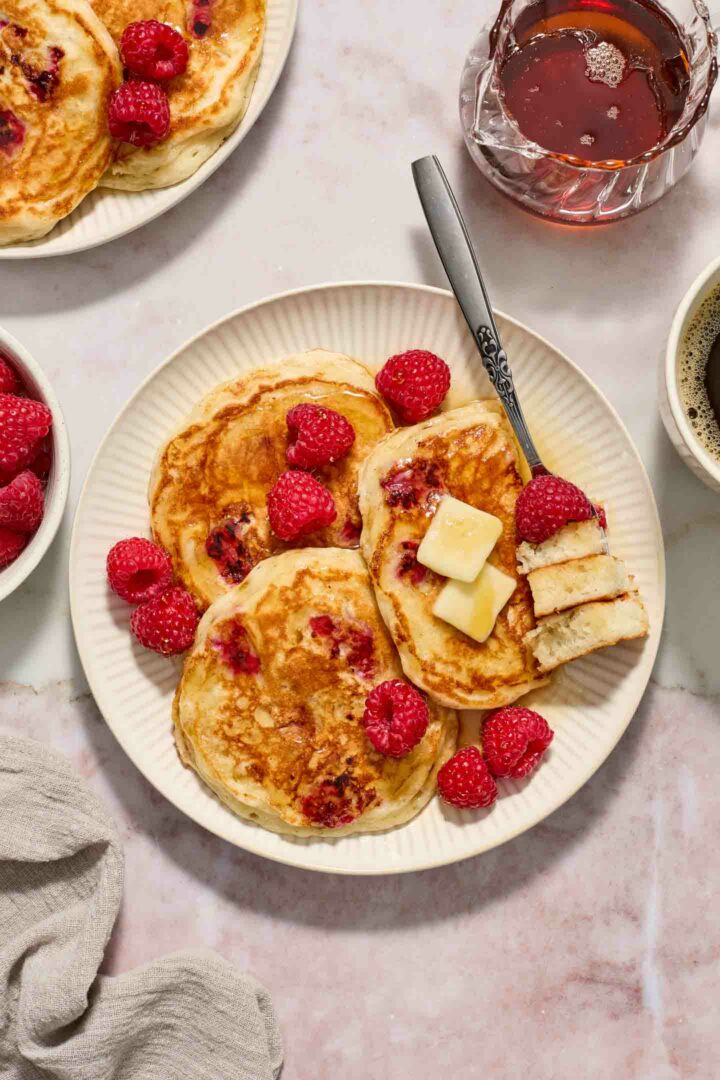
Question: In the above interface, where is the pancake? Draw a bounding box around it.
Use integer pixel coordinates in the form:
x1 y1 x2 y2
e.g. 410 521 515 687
91 0 265 189
0 0 121 245
173 548 458 837
358 401 549 710
150 350 395 612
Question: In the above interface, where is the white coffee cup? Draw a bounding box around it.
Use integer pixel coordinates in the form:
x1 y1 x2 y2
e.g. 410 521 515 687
661 255 720 493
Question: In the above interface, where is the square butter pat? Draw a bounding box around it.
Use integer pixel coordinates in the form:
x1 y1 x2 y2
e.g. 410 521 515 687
432 563 517 644
416 495 503 582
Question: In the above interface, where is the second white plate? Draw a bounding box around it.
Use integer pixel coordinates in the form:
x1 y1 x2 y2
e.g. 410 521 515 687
70 282 665 874
0 0 297 259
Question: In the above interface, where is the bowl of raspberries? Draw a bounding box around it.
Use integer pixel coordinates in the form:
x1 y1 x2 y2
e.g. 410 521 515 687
0 329 70 603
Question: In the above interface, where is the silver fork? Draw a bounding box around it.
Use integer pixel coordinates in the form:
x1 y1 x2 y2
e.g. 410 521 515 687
411 154 609 552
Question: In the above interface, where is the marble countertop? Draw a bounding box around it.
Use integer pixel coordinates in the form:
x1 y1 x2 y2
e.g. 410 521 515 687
2 0 720 1076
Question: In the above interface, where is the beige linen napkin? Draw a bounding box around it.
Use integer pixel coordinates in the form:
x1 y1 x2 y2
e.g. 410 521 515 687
0 734 283 1080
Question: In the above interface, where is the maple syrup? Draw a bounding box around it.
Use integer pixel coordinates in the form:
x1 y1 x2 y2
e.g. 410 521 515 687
498 0 691 162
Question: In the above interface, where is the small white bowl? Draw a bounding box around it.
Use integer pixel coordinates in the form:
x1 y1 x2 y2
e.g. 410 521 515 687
0 328 70 602
661 255 720 493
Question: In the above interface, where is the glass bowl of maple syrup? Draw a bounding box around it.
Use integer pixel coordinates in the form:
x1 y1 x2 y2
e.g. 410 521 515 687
460 0 717 224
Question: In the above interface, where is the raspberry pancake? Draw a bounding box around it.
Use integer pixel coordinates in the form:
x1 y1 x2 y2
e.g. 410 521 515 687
359 401 548 710
173 548 458 837
150 350 395 611
0 0 121 245
91 0 265 189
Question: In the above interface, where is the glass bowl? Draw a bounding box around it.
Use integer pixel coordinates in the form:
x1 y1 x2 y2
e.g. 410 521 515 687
460 0 717 225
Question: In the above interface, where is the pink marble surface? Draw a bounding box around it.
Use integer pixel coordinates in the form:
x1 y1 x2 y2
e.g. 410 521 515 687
1 677 717 1079
2 0 720 1074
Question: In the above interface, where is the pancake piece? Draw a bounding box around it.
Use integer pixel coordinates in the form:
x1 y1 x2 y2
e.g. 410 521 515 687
150 350 395 611
174 549 458 837
91 0 265 189
0 0 121 245
359 401 548 710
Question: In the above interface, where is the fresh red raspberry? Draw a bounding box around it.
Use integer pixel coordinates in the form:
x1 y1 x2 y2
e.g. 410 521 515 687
375 349 451 423
28 447 52 481
130 585 199 655
0 525 27 568
266 470 337 541
0 470 44 534
108 81 170 147
286 404 355 469
0 393 53 475
107 537 173 604
515 474 595 544
0 356 18 395
362 679 429 757
482 706 554 780
437 746 498 809
120 20 189 81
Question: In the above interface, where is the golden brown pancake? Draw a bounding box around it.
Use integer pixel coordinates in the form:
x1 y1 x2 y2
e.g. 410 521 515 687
150 350 395 611
0 0 121 244
90 0 265 189
359 401 549 709
173 548 458 837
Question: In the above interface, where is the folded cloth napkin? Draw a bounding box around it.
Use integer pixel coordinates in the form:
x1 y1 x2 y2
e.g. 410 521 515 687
0 734 283 1080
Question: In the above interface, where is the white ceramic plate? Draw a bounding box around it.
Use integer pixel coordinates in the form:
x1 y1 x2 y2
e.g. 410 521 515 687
0 0 297 260
70 282 665 875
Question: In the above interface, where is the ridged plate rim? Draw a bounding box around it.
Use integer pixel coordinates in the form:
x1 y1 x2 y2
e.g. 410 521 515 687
0 0 298 260
69 281 665 875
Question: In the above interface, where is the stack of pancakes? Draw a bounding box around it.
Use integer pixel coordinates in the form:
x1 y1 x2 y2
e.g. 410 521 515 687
0 0 265 243
165 350 551 838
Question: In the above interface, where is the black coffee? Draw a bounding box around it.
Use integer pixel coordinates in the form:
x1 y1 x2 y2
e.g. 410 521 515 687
678 287 720 461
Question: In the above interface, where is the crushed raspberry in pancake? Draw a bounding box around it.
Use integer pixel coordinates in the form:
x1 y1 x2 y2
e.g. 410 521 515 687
0 110 25 157
190 0 214 37
309 615 375 678
380 460 444 509
212 620 260 675
206 518 253 584
396 540 428 586
301 775 377 828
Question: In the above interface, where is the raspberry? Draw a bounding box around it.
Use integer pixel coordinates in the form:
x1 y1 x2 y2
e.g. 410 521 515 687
28 447 52 481
0 470 43 534
120 20 189 81
362 679 429 757
130 585 199 655
0 393 53 475
108 81 170 147
0 526 27 569
515 474 595 544
437 746 498 809
0 356 18 395
375 349 451 423
266 471 336 541
482 707 554 780
107 537 173 604
286 404 355 469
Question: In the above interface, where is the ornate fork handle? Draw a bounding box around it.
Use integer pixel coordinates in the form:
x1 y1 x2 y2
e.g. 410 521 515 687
476 326 544 475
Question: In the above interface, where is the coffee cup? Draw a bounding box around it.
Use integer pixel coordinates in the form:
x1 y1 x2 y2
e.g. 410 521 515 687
661 255 720 493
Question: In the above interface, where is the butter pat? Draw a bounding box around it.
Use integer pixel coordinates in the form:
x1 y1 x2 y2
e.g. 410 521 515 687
416 495 503 583
433 563 517 644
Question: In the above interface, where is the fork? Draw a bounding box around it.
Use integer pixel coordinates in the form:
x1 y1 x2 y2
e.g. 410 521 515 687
411 154 608 551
